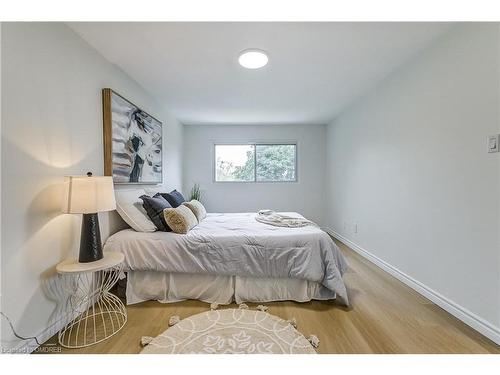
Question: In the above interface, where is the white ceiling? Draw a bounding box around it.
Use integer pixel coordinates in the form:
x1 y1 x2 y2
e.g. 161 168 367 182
68 22 453 125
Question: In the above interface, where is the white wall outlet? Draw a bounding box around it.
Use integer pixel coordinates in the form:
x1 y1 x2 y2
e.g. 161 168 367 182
353 223 358 234
487 134 499 153
343 221 348 231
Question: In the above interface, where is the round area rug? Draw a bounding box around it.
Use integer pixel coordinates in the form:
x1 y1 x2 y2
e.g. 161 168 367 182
140 308 317 354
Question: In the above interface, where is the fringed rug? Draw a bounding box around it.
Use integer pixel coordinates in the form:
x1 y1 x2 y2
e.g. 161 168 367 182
140 304 318 354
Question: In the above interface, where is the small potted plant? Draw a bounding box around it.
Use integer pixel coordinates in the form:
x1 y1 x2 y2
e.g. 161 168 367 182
189 183 202 202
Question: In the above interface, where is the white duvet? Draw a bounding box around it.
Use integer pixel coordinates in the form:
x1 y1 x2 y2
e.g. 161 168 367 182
104 212 349 305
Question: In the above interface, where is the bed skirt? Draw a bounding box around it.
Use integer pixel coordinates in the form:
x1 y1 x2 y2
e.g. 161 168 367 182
125 271 337 305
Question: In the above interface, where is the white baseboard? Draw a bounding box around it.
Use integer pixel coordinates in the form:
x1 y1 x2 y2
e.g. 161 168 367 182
326 229 500 346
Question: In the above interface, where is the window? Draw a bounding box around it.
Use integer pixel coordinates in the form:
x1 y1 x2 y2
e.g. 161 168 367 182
215 145 255 182
214 144 297 182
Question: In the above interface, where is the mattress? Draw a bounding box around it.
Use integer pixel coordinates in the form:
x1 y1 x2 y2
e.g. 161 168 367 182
104 212 348 304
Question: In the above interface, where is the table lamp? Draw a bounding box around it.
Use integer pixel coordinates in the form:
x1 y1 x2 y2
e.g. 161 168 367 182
62 172 116 263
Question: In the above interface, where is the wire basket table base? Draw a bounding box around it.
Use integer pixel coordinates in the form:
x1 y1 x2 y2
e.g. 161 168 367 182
58 265 127 348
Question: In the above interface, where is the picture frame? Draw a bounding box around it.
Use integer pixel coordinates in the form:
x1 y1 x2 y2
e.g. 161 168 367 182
102 88 163 184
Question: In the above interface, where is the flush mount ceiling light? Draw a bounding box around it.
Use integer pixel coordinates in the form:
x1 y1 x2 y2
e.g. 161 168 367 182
238 49 269 69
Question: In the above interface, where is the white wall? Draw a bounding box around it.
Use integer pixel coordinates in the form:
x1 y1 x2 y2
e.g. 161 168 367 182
325 24 500 342
183 124 326 225
0 22 183 351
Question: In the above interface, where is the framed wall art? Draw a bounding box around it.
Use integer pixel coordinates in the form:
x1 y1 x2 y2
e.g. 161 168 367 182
102 88 162 184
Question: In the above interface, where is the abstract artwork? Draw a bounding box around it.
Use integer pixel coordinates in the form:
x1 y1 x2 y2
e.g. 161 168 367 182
102 89 162 184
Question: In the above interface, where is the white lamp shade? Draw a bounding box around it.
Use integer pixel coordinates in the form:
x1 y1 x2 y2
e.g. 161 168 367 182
63 175 116 214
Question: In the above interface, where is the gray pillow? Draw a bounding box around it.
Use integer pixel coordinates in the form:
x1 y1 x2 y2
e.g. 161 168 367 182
160 189 186 208
140 193 172 231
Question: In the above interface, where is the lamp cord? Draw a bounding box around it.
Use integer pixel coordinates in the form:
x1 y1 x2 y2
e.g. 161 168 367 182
0 311 41 346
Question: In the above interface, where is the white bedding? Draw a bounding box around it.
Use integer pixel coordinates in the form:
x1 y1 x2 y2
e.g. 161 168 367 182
104 212 348 304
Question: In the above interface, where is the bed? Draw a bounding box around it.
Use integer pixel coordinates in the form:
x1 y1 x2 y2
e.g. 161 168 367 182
103 212 348 305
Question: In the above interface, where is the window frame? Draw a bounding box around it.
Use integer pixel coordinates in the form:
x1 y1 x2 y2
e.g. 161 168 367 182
213 142 298 183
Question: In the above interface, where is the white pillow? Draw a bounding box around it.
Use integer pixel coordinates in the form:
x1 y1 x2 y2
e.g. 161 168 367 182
144 187 161 196
115 188 156 232
183 199 207 222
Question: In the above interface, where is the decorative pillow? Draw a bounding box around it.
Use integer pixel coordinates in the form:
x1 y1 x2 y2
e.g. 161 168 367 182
183 199 207 222
144 187 163 196
140 193 172 232
163 205 198 234
115 189 156 232
159 189 186 208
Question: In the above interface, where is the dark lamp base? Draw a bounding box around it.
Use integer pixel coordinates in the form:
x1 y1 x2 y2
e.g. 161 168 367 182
79 213 103 263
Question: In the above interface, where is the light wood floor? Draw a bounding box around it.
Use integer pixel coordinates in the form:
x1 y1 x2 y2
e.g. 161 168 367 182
41 240 500 354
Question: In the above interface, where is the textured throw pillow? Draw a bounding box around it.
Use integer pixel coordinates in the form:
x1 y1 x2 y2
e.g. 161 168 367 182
159 189 186 208
140 193 172 232
164 205 198 234
115 189 156 232
183 199 207 222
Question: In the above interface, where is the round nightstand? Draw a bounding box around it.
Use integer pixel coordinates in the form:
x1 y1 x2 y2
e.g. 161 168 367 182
56 251 127 348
